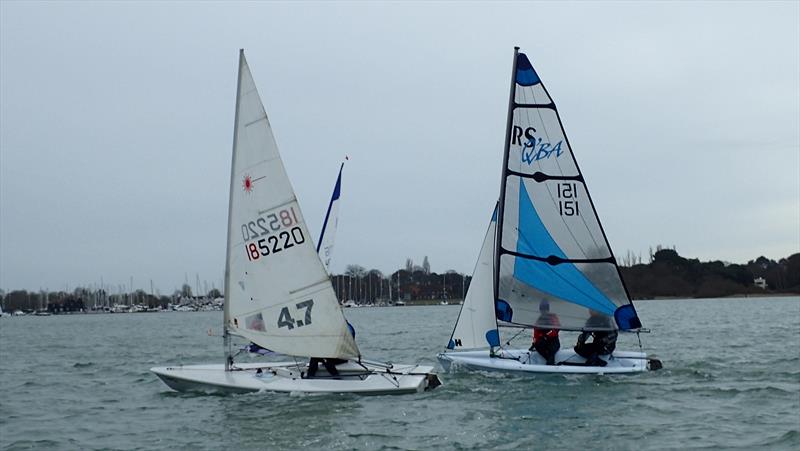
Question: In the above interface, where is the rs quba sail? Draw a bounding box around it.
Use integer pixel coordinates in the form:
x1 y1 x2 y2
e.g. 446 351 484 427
495 50 642 332
439 47 659 374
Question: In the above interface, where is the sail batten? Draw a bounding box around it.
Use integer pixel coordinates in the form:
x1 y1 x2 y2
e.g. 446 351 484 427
513 103 556 110
494 49 642 332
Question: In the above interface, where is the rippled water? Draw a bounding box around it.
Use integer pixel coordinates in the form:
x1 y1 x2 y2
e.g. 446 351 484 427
1 297 798 450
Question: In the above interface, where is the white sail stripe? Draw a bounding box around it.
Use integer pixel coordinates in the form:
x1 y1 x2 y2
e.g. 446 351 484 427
289 278 331 296
236 156 284 174
256 197 299 216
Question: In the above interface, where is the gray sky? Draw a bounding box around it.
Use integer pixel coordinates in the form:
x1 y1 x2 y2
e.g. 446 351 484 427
1 1 798 294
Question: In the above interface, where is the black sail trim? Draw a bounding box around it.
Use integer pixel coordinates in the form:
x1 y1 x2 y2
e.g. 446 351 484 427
506 170 585 183
499 247 616 266
513 102 556 110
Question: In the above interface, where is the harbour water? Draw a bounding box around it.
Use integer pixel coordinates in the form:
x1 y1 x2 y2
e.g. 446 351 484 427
1 297 798 450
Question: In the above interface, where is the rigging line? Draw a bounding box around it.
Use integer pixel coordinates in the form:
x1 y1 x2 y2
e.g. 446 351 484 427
504 327 528 346
379 372 401 388
493 350 523 363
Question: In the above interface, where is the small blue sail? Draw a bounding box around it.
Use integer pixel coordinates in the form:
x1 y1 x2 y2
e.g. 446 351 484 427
317 162 344 254
516 53 540 86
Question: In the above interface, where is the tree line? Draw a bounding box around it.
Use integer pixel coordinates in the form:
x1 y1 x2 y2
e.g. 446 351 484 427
620 248 800 299
2 251 797 313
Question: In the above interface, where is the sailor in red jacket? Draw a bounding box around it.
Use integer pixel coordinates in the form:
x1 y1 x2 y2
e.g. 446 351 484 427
531 300 561 365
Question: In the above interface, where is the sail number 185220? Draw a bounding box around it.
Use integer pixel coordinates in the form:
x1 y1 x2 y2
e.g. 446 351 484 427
245 227 305 261
242 207 305 261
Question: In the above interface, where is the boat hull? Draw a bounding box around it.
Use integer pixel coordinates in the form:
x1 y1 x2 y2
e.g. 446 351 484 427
437 348 651 374
151 361 439 395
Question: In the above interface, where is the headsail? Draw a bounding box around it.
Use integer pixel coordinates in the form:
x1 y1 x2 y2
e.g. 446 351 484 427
494 48 642 332
223 50 359 359
317 161 345 272
446 205 500 350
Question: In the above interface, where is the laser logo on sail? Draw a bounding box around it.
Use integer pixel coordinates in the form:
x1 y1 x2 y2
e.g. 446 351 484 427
243 175 253 193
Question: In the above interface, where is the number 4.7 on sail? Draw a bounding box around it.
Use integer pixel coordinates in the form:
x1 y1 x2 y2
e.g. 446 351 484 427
277 299 313 329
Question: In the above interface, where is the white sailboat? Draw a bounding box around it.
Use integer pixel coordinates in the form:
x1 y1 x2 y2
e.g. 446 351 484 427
438 48 661 375
151 50 440 394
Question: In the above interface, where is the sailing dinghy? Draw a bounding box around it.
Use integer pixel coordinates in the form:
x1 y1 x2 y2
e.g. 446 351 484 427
152 50 440 394
438 48 661 375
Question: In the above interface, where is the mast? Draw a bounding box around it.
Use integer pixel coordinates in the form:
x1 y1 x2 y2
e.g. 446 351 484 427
493 47 520 347
223 49 245 371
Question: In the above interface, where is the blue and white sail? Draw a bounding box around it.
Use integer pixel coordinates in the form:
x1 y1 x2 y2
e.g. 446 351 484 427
494 48 642 332
446 205 500 350
317 161 344 272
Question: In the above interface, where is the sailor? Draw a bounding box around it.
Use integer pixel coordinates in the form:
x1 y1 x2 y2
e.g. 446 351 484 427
306 320 356 378
306 357 346 378
574 310 618 366
530 300 560 365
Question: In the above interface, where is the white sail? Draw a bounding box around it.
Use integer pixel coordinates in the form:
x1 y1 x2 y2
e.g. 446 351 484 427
446 206 499 350
224 50 359 359
317 162 344 272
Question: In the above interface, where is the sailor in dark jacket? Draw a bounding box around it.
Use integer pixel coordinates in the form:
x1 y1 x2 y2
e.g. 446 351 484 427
574 310 617 366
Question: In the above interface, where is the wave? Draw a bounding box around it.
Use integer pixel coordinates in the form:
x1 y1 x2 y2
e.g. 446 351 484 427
752 430 800 448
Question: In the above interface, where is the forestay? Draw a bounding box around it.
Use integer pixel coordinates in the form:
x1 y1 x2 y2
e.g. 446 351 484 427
495 50 642 332
446 206 500 350
317 162 344 272
224 50 359 359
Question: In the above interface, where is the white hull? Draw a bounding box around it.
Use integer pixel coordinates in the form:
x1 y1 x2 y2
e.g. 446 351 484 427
438 348 652 374
151 361 439 395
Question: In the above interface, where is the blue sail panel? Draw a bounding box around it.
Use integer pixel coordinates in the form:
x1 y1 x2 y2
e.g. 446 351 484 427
516 53 541 86
512 182 617 315
317 162 344 254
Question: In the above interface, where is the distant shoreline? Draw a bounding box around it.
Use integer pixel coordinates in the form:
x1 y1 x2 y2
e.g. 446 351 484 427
633 293 799 301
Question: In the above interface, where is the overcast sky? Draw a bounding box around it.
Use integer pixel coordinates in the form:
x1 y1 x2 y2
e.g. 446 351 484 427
1 1 798 294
